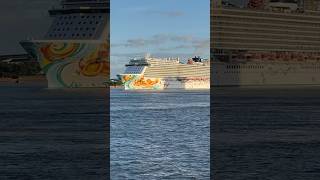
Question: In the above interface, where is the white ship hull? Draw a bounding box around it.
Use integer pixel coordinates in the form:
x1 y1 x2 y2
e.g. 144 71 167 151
120 56 210 90
120 75 210 90
212 62 320 86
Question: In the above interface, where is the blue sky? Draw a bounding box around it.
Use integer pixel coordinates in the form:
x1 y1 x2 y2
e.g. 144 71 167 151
111 0 210 77
0 0 209 78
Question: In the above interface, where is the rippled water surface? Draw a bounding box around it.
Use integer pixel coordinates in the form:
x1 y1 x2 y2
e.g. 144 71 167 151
212 86 320 180
0 83 108 179
111 89 210 179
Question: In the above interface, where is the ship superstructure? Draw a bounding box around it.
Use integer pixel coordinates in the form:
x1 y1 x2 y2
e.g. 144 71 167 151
120 55 210 90
211 0 320 86
21 0 109 88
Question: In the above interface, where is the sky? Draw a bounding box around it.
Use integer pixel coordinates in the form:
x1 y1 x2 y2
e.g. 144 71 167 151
0 0 210 78
111 0 210 77
0 0 57 54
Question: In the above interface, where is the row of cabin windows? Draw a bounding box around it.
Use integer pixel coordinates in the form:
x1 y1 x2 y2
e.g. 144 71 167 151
227 65 264 69
49 33 93 37
59 15 103 20
56 21 100 26
125 70 142 74
48 33 93 38
302 66 320 69
53 27 96 31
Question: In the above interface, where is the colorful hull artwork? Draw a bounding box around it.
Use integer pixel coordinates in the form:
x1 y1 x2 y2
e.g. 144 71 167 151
120 75 164 90
21 41 109 88
120 75 210 90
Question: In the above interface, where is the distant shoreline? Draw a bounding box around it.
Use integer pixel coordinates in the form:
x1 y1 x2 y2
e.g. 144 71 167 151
0 76 124 88
0 75 46 84
110 85 123 89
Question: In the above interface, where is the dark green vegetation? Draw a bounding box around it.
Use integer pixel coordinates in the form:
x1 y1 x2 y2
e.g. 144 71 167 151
0 62 41 78
107 79 123 86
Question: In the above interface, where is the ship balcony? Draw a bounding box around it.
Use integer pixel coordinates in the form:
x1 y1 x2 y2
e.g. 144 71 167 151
125 63 149 67
61 0 109 8
49 8 108 16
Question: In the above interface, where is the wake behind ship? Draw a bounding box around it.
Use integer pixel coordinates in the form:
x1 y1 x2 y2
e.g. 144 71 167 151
120 55 210 90
20 0 109 88
212 0 320 86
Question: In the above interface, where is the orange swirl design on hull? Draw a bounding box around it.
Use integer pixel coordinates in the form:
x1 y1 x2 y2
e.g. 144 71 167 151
78 43 109 77
40 43 82 61
133 76 159 88
122 75 161 89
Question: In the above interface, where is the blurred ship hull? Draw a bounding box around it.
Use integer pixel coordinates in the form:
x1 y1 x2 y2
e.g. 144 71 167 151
20 0 109 88
21 41 108 88
212 61 320 86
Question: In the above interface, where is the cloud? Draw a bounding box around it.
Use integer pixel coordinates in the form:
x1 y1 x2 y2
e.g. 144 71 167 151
159 45 193 51
144 10 185 17
112 34 173 48
112 33 209 55
112 34 205 48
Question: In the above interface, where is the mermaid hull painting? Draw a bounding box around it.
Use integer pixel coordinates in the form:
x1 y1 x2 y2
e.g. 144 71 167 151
20 41 109 88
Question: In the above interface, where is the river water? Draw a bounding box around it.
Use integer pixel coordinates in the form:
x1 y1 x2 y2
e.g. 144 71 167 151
0 83 109 179
111 89 210 179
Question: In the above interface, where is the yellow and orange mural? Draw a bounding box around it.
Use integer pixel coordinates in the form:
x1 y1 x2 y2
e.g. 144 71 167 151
21 41 109 88
121 74 163 90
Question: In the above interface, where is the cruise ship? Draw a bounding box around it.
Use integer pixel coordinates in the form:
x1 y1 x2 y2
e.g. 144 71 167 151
20 0 109 88
119 55 210 90
211 0 320 86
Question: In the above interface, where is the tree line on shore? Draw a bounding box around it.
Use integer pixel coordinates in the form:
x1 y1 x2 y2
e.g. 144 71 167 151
0 61 124 86
0 62 41 78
